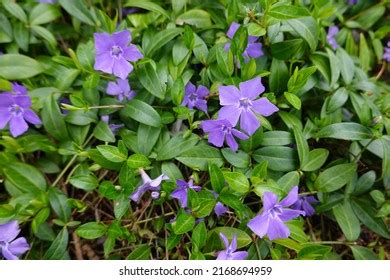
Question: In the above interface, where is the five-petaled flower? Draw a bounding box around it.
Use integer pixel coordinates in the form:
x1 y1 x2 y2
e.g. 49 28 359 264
129 169 169 203
171 179 201 208
247 186 305 240
216 233 248 260
106 78 136 102
0 221 30 260
224 22 264 63
94 30 143 79
0 93 41 137
182 82 209 113
201 119 248 152
291 195 318 217
327 26 339 50
218 77 279 136
4 83 28 96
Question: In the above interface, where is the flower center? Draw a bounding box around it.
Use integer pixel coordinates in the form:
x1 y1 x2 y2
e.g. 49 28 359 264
269 205 283 218
9 104 24 116
239 97 252 110
189 93 197 101
221 125 232 134
110 45 123 58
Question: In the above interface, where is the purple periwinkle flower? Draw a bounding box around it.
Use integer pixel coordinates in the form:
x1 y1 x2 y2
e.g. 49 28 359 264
218 77 278 136
247 186 305 240
106 78 135 102
217 233 248 260
3 83 28 96
201 119 248 152
214 202 229 217
171 179 201 208
0 93 41 137
0 221 30 260
291 195 318 217
182 82 209 113
327 26 339 50
38 0 57 3
347 0 357 4
225 22 264 63
383 41 390 62
94 30 143 79
129 169 169 203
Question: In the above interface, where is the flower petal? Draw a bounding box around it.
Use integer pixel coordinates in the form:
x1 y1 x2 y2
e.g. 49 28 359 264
247 213 270 238
252 98 279 116
267 217 290 240
201 120 221 132
129 183 151 202
14 95 32 108
218 105 241 126
8 237 30 257
171 188 188 208
122 44 143 62
279 186 299 207
207 129 225 148
225 133 238 151
239 77 265 100
196 85 209 98
106 81 122 96
0 221 20 242
23 110 41 125
0 109 12 129
94 33 114 53
219 85 240 106
9 115 28 137
278 209 304 221
226 22 240 39
246 43 264 58
239 110 260 135
262 192 278 211
0 93 14 108
230 251 248 260
112 30 131 47
1 244 18 260
214 202 228 217
94 52 114 74
149 174 169 188
219 233 229 249
112 58 133 80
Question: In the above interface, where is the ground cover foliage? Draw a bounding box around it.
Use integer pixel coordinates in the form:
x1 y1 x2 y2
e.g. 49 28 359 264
0 0 389 260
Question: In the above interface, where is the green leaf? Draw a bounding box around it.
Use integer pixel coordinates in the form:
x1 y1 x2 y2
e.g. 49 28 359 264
4 162 47 193
144 28 183 57
298 244 332 260
253 146 298 172
93 121 116 143
277 171 300 192
223 171 249 194
58 0 95 26
286 17 318 51
333 201 361 241
176 9 212 28
125 0 169 19
191 190 216 218
122 99 161 127
0 54 44 80
48 187 71 222
97 145 127 163
69 174 98 191
30 3 61 25
192 221 207 250
359 33 371 71
327 87 349 113
350 246 379 260
326 48 340 88
292 126 309 167
351 199 390 239
176 144 224 171
336 48 355 85
216 46 234 77
76 222 107 239
260 131 293 146
127 154 150 169
161 162 183 182
301 149 329 172
284 92 301 110
172 210 195 234
137 61 166 99
14 21 29 51
381 138 390 189
31 25 57 46
207 227 251 250
268 5 310 19
2 0 27 23
156 134 199 161
315 163 357 192
43 228 69 260
127 244 151 260
316 123 372 141
209 163 225 193
137 124 161 156
221 148 249 168
41 95 69 141
271 39 304 60
269 59 289 94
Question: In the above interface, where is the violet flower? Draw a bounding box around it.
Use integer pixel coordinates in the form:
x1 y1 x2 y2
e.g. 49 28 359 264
129 169 169 203
3 83 28 96
216 233 248 260
201 119 248 152
383 41 390 62
171 179 201 208
101 115 124 135
224 22 264 63
182 82 209 113
214 202 229 217
106 78 135 102
291 195 318 217
0 93 41 137
327 26 339 50
218 77 279 136
0 221 30 260
347 0 357 4
94 30 143 79
247 186 305 240
38 0 57 3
